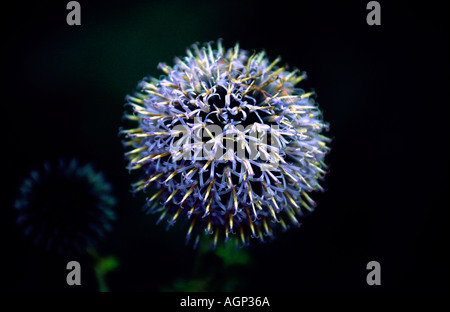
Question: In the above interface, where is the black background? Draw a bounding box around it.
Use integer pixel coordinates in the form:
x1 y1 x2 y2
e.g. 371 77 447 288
1 0 449 292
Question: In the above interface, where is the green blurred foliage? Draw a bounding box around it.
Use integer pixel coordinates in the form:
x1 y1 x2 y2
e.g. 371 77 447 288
215 242 251 267
97 255 120 274
162 237 251 292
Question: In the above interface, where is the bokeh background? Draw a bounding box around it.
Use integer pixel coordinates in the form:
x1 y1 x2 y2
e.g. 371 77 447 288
2 0 449 291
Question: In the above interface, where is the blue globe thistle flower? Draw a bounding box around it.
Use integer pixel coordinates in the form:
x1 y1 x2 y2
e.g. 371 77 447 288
122 40 330 248
14 159 117 255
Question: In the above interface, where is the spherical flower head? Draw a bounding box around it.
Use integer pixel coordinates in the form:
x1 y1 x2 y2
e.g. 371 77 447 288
122 40 330 248
14 159 117 256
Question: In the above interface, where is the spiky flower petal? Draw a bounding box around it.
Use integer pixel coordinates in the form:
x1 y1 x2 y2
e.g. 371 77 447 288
122 40 330 248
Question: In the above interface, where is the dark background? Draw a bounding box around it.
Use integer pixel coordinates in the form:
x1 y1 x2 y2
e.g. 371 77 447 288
1 0 449 291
